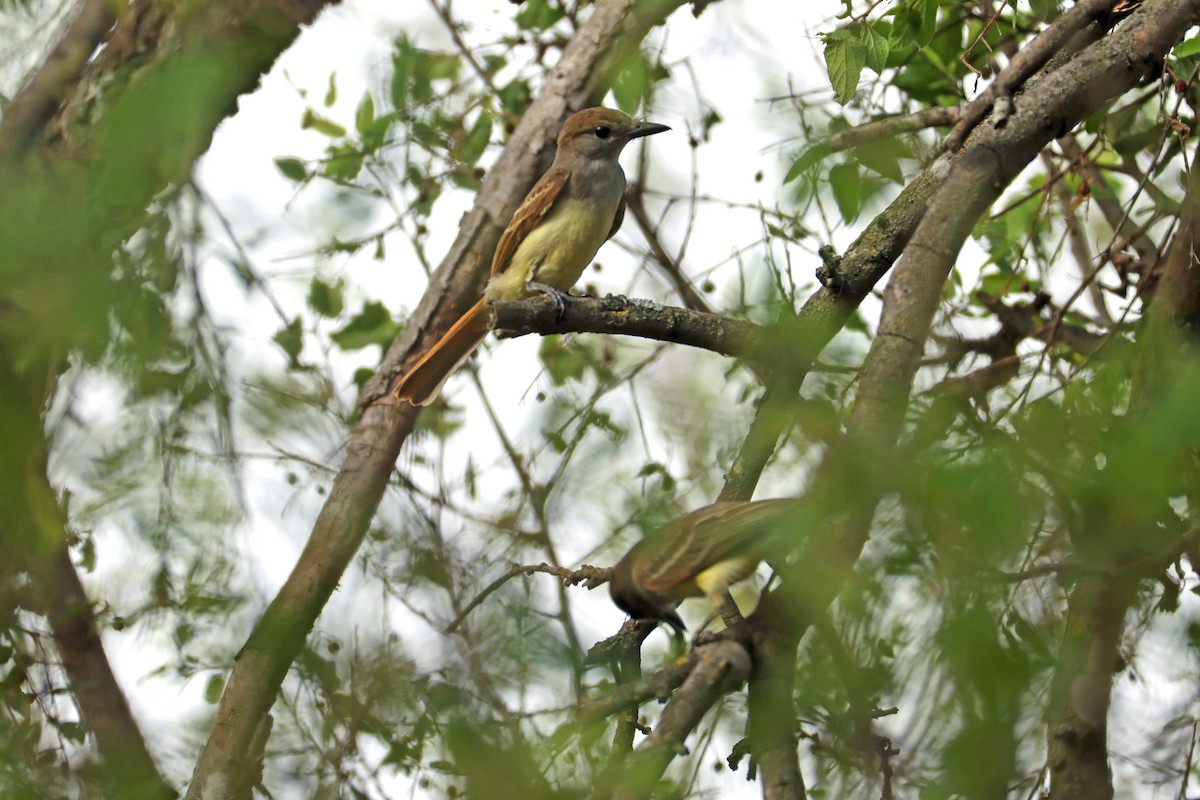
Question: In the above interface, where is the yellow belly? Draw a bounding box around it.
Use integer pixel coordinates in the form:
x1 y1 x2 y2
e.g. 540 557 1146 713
485 197 615 302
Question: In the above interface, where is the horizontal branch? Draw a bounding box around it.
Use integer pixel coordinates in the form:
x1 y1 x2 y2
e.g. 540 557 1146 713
445 562 611 634
830 107 960 152
492 293 772 362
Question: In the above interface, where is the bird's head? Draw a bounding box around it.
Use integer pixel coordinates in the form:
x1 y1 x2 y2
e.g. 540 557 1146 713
558 107 670 161
608 543 687 633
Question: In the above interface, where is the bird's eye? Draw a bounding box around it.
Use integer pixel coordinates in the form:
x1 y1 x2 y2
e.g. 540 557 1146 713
593 125 612 139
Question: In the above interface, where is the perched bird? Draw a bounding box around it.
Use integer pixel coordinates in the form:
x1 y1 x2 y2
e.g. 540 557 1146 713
394 107 671 405
609 498 803 631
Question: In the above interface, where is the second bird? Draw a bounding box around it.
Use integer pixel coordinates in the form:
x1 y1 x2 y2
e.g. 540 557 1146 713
393 107 671 405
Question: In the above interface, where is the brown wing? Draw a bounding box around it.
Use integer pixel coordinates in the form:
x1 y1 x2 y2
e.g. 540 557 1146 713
631 499 801 592
491 168 571 276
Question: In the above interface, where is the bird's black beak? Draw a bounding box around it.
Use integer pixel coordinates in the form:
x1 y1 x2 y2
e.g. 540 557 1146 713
626 120 671 139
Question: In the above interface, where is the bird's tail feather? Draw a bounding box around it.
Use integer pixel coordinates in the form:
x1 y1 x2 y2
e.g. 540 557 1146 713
394 299 491 406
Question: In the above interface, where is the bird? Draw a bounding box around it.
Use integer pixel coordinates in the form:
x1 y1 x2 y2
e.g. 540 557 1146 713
608 498 803 632
393 107 671 405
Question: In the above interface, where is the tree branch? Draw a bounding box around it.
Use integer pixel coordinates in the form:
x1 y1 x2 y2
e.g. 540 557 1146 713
34 548 174 799
830 106 960 153
760 5 1196 794
0 0 116 155
604 638 753 799
185 2 696 798
944 0 1122 152
491 293 769 361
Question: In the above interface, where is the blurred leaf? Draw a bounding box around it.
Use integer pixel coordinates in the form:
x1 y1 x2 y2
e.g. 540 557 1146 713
307 278 345 318
515 0 564 31
273 319 304 367
203 673 225 704
330 302 400 351
785 141 833 183
829 160 863 221
302 109 347 138
355 92 376 136
323 143 365 182
274 157 308 182
1173 35 1200 59
612 55 647 114
912 0 938 47
854 134 910 183
324 71 337 107
455 113 492 166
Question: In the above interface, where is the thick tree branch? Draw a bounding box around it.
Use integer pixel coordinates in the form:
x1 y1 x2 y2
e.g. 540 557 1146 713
0 0 339 358
757 3 1195 794
604 639 752 800
33 544 175 800
185 3 695 798
491 293 769 360
0 0 116 155
944 0 1122 152
746 590 807 800
1046 139 1200 800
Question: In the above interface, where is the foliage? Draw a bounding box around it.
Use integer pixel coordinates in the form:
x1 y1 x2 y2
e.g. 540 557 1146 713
1 0 1200 799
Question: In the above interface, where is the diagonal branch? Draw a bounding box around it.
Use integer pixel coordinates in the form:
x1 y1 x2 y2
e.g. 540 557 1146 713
0 0 116 155
185 2 696 798
944 0 1123 152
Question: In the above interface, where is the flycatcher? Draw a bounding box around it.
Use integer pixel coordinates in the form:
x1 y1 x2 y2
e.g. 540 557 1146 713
609 498 803 632
393 107 671 405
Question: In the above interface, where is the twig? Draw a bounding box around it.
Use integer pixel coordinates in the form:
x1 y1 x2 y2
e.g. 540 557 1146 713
445 562 611 634
625 186 714 313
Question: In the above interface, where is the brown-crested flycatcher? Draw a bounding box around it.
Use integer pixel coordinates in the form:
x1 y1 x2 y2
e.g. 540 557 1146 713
608 498 803 632
393 107 670 405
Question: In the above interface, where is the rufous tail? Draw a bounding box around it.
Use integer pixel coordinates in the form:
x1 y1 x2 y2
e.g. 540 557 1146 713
394 299 491 406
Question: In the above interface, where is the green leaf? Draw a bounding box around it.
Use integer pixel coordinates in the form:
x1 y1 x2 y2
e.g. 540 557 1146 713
302 109 347 138
330 302 400 351
539 335 586 386
829 160 863 222
784 141 833 183
612 56 647 114
391 39 413 111
203 673 225 704
1173 35 1200 59
515 0 564 31
323 143 364 182
324 71 338 108
307 278 345 318
274 157 308 182
355 93 376 137
456 113 492 166
499 79 532 116
912 0 938 47
824 34 866 105
860 22 890 74
59 722 88 744
853 134 911 183
273 319 303 366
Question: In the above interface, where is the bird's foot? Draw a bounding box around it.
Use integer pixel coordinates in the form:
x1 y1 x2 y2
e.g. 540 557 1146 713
528 281 570 323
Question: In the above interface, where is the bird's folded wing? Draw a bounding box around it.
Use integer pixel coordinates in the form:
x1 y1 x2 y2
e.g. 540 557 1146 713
633 499 801 592
491 168 570 276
